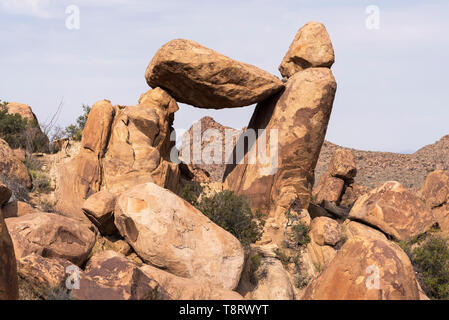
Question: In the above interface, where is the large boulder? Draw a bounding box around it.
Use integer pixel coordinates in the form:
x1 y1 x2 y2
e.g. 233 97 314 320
5 212 96 266
140 264 243 300
114 182 244 290
0 211 18 299
224 67 337 218
72 251 159 300
145 39 284 109
82 190 117 235
328 148 357 181
279 22 335 79
303 237 420 300
342 220 387 241
0 138 31 189
349 181 435 241
309 216 341 246
4 102 39 122
312 175 345 205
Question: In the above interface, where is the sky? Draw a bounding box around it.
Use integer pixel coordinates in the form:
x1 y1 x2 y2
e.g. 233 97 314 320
1 0 448 153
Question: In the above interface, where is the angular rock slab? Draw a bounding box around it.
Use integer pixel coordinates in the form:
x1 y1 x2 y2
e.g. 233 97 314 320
303 237 419 300
224 68 337 216
0 211 18 300
5 212 96 266
145 39 284 109
114 182 244 290
279 21 335 78
349 181 435 241
328 148 357 180
82 190 117 236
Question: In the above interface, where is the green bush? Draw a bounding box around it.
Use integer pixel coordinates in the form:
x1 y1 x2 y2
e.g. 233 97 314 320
0 101 49 152
412 235 449 300
29 170 52 193
195 190 265 246
63 104 91 141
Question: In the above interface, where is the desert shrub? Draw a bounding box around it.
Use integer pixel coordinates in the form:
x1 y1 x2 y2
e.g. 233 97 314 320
249 253 262 285
411 235 449 300
291 222 310 247
29 170 52 193
180 182 203 207
195 190 265 246
63 104 91 141
0 101 49 152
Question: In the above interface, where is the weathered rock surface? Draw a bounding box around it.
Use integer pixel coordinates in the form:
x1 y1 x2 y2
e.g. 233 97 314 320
145 39 284 109
0 211 18 300
114 182 244 290
0 138 31 189
303 237 419 300
309 216 341 246
279 21 335 79
419 170 449 208
5 212 96 266
72 251 159 300
328 148 357 180
4 102 39 122
224 67 337 219
342 220 387 241
312 175 345 205
1 201 36 218
140 264 243 300
349 181 435 241
82 190 117 235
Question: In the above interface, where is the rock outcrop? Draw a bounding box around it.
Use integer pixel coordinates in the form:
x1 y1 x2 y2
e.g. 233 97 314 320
114 182 244 290
303 237 419 300
279 22 335 79
349 181 435 241
0 138 31 190
4 102 39 122
6 212 96 266
145 39 284 109
0 210 18 300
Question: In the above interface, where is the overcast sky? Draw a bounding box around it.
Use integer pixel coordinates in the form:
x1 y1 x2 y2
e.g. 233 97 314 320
1 0 448 153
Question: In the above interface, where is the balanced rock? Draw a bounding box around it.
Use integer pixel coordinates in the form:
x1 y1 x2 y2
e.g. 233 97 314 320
328 148 357 180
5 212 96 266
114 182 244 290
224 67 337 217
312 175 345 205
279 21 335 79
0 211 18 300
349 181 435 241
145 39 284 109
140 264 243 300
309 216 341 246
72 251 159 300
303 237 419 300
82 190 117 235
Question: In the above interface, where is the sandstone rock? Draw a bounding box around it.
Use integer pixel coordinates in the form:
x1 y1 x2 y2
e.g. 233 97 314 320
312 174 345 205
17 253 72 299
114 182 244 290
340 183 369 208
328 148 357 180
0 211 18 299
224 68 337 219
72 251 158 300
279 22 335 79
5 102 39 122
303 237 419 300
0 138 32 189
140 264 243 300
5 212 96 266
1 201 36 218
305 241 337 271
309 216 341 246
419 170 449 208
349 181 435 241
82 190 117 235
342 220 387 241
145 39 284 109
0 182 12 206
90 235 132 257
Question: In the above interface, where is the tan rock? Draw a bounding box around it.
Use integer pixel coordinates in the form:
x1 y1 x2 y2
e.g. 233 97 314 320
72 251 159 300
224 68 337 219
342 220 387 241
82 190 117 235
0 138 31 189
0 182 12 206
328 148 357 180
312 174 345 205
303 237 419 300
140 264 243 300
309 216 341 246
13 149 26 162
349 181 435 241
340 184 369 208
1 201 36 218
145 39 284 109
114 182 244 290
5 102 38 122
305 241 337 271
419 170 449 208
0 211 18 299
279 22 335 79
90 235 132 257
5 212 96 266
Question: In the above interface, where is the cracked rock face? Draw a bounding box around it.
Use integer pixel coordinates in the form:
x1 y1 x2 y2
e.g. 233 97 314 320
114 182 244 290
303 237 419 300
145 39 284 109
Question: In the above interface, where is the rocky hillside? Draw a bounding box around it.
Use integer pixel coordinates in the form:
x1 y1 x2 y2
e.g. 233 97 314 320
315 136 449 190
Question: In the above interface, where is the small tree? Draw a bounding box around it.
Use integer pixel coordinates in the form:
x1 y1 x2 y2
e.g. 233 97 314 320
63 104 91 141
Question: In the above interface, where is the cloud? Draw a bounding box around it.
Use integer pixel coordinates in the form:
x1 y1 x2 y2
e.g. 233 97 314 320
0 0 53 18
